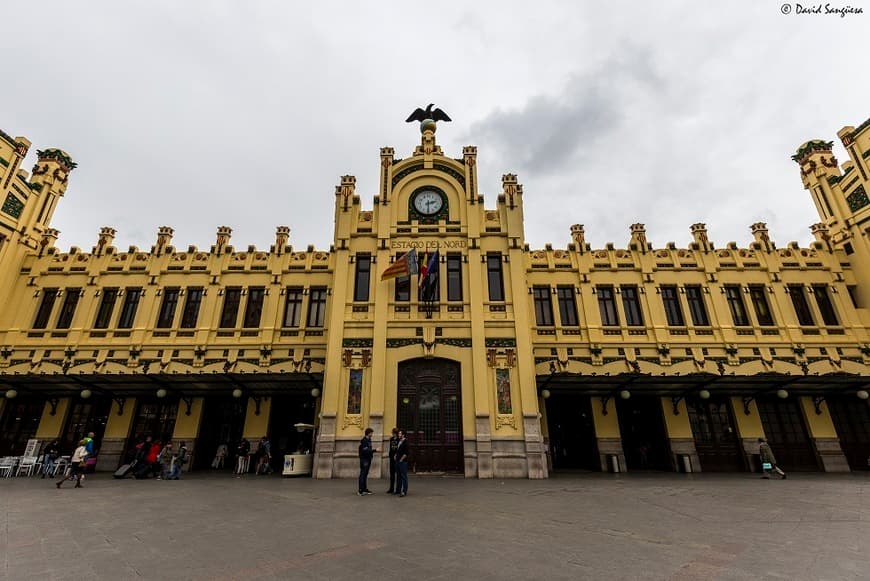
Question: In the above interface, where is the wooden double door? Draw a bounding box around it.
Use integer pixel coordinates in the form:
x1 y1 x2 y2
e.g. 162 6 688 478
688 397 744 472
756 397 819 471
396 358 463 473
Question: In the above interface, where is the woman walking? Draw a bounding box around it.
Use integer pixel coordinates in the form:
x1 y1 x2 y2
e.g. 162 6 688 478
56 440 88 489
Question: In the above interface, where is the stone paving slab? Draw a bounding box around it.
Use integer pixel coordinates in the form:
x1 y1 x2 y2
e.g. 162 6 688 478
1 472 868 580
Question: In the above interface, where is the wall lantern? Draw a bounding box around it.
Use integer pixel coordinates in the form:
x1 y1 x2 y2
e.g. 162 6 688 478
80 389 92 400
776 389 789 399
310 387 321 398
156 388 168 399
541 389 551 400
232 388 244 399
857 390 869 400
619 390 631 400
4 388 17 399
698 389 711 400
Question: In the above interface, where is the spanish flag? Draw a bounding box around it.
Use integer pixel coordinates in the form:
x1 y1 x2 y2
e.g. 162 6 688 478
380 249 419 281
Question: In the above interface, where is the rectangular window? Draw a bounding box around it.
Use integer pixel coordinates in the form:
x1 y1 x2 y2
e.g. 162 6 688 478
621 285 644 326
307 287 327 327
446 253 463 302
724 285 750 326
788 285 815 326
33 288 59 329
353 254 371 302
685 285 709 326
117 288 142 329
93 288 119 329
219 287 242 328
556 286 579 327
597 286 620 326
533 286 554 326
749 285 774 326
155 288 180 328
283 287 303 327
243 287 266 328
55 289 81 329
179 288 203 328
486 253 505 302
660 285 684 326
812 285 839 326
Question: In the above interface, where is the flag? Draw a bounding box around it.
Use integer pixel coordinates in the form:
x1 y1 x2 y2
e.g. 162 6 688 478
418 250 440 295
380 249 419 281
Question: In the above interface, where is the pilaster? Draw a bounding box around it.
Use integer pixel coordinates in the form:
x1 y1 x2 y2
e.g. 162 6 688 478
798 396 850 472
591 396 626 472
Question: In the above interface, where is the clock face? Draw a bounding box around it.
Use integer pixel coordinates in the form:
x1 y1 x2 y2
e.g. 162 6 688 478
413 190 443 215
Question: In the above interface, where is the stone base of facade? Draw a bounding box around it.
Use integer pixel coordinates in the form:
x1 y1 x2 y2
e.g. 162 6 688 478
740 438 761 472
813 437 850 472
667 438 701 473
596 438 626 472
96 438 126 472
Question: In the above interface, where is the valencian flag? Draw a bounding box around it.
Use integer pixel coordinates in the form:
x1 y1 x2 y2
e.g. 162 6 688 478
418 250 440 300
380 248 419 281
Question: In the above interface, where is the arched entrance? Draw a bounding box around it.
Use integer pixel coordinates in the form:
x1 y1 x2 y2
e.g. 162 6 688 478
396 358 463 473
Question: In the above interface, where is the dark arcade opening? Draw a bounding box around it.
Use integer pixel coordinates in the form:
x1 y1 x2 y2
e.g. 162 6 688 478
617 395 670 471
545 393 599 471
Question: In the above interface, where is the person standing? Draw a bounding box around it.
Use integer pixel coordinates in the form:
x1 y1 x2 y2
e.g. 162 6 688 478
235 438 251 476
386 428 399 494
158 442 174 480
358 427 377 496
256 436 272 475
41 440 60 478
56 439 88 489
758 438 787 479
395 429 410 497
170 441 188 480
147 440 163 478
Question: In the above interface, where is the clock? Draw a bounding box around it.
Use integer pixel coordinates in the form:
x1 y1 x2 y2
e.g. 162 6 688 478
413 190 444 216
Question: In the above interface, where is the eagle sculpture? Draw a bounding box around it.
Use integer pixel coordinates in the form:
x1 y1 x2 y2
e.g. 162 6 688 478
405 104 452 123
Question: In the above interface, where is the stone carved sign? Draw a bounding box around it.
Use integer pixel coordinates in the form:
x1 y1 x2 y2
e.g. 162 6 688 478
391 239 468 250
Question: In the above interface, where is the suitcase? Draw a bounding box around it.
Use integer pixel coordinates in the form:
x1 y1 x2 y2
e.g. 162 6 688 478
113 460 137 479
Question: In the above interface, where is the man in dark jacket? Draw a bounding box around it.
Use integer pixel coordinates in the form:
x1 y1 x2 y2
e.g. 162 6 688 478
395 429 410 497
358 427 377 496
386 428 399 494
758 438 786 479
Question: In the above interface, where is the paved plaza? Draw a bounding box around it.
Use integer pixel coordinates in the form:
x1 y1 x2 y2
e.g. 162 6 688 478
1 471 868 580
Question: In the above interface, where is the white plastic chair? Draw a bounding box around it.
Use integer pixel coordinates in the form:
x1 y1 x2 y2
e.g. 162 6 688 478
16 456 41 477
53 457 70 477
0 457 16 478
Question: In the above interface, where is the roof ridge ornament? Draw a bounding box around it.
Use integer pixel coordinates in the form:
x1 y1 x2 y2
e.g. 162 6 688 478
405 104 452 134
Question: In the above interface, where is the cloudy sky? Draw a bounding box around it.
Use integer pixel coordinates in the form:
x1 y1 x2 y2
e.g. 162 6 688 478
2 1 867 252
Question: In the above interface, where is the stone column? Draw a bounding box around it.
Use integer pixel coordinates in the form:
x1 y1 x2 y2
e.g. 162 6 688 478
34 398 72 442
591 396 626 472
798 396 850 472
98 398 136 471
730 396 765 472
172 398 204 471
660 397 700 472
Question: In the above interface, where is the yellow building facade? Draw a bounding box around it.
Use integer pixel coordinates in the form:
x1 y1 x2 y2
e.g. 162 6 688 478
1 117 869 478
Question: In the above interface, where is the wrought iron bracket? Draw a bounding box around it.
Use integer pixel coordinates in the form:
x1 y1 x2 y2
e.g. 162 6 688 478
811 395 826 415
181 395 194 416
252 395 263 416
48 397 59 416
671 394 685 416
113 397 126 416
742 395 755 415
601 394 613 416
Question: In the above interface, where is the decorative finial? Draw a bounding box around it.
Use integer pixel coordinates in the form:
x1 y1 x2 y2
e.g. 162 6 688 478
406 103 452 133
